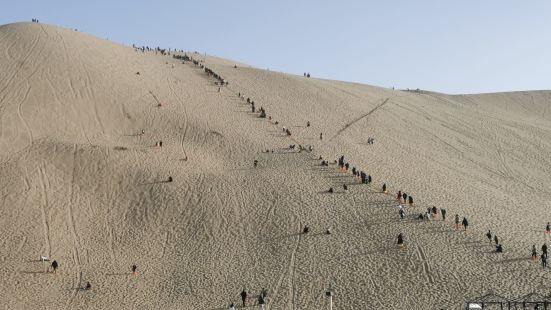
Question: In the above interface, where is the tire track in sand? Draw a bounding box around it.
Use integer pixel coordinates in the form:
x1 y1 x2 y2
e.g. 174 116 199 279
329 97 391 142
17 82 34 147
166 76 189 159
65 144 83 309
270 229 301 310
38 166 51 258
415 245 434 285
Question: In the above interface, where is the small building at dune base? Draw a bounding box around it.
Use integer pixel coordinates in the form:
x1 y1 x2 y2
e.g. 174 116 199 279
465 292 551 310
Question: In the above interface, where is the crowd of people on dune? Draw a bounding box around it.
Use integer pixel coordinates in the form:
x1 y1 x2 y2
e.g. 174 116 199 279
191 55 550 309
27 40 549 310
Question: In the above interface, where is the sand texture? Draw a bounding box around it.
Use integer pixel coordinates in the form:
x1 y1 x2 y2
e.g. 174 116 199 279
1 22 551 309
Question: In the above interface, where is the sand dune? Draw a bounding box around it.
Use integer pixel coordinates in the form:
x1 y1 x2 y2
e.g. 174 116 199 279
1 22 550 309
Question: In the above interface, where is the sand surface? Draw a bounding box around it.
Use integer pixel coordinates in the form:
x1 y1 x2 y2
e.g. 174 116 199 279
1 22 551 309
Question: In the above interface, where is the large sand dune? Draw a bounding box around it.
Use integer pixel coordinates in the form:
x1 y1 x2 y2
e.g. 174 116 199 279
1 22 550 309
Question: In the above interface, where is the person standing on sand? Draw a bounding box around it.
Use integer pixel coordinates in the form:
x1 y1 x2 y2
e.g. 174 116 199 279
382 183 387 193
461 217 468 231
542 253 548 269
399 208 405 221
258 294 265 309
454 214 460 230
51 260 59 274
546 222 550 234
532 245 538 260
240 289 247 307
320 133 323 140
132 265 138 276
542 243 548 258
440 208 446 221
408 196 414 205
494 235 499 246
402 193 407 202
397 233 405 248
486 230 492 244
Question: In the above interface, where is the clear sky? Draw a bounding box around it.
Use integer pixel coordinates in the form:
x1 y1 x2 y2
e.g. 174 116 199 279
2 0 550 94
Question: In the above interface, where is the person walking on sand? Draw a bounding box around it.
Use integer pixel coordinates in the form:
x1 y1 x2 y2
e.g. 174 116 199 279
397 233 405 248
261 288 268 299
461 217 468 231
258 294 265 309
454 214 460 230
399 208 405 221
51 260 58 274
532 245 538 260
408 196 414 205
319 133 323 140
240 289 247 307
402 192 407 202
546 222 550 234
542 253 548 269
542 243 548 257
486 230 492 244
441 208 446 221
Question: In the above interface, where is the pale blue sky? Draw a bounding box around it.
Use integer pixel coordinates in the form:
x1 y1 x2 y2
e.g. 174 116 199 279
2 0 550 94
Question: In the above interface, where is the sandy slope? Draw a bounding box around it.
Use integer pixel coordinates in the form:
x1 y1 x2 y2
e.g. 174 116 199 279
1 22 550 309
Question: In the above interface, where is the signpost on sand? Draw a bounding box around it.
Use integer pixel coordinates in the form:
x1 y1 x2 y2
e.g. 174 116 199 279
325 286 333 310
